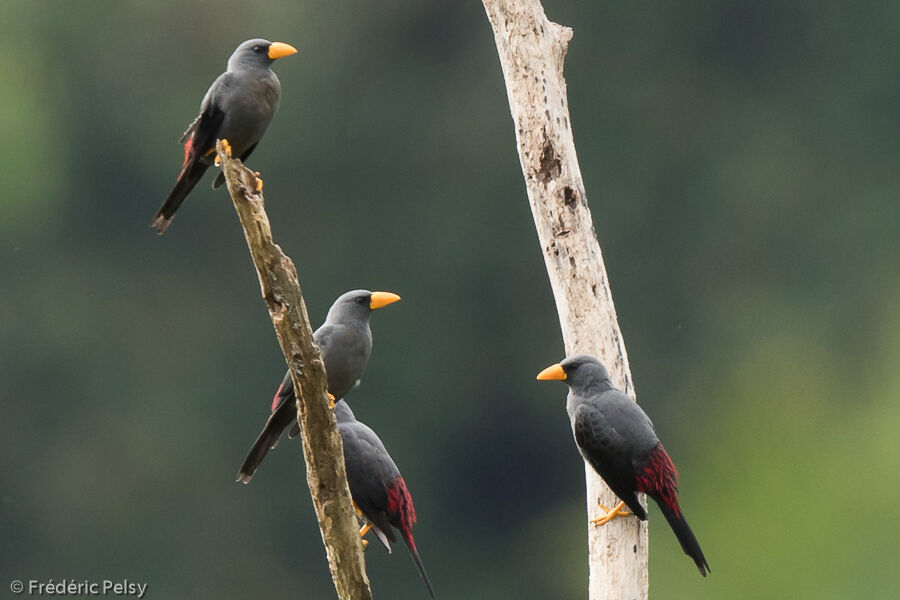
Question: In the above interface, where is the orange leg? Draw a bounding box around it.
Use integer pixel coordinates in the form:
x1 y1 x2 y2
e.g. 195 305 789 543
358 523 372 549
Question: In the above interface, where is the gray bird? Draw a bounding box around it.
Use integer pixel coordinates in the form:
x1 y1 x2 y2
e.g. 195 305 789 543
150 38 297 234
336 400 436 598
537 355 710 576
236 289 401 483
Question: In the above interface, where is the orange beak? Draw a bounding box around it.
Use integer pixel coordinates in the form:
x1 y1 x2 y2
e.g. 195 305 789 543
268 42 298 60
536 363 567 381
369 291 401 310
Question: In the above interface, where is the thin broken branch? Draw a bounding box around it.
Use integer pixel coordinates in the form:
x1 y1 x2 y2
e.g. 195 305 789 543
217 140 373 600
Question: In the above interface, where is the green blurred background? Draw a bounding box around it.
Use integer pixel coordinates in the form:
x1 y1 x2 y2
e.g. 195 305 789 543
1 1 898 598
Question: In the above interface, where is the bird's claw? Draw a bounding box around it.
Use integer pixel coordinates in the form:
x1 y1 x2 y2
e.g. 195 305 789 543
214 139 232 166
327 392 336 410
596 501 631 518
254 171 263 192
590 501 632 527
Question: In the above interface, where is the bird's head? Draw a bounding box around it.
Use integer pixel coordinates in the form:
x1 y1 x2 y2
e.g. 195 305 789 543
228 38 298 71
536 354 612 391
325 289 401 323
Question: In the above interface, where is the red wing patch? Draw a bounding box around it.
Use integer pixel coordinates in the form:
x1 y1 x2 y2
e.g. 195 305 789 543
179 135 195 175
271 381 284 413
635 443 681 517
386 476 418 551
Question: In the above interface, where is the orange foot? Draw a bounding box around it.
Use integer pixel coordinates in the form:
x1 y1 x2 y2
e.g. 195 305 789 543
590 501 632 527
214 139 232 166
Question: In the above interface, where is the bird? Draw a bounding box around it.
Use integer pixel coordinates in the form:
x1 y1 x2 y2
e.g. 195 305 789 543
236 289 401 483
336 399 436 598
150 38 297 234
537 354 710 576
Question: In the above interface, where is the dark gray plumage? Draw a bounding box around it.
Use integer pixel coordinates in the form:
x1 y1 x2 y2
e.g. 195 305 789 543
236 290 400 483
151 38 297 234
336 400 435 598
539 354 710 576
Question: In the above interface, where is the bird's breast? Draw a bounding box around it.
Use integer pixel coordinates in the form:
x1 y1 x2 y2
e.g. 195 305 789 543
218 75 281 154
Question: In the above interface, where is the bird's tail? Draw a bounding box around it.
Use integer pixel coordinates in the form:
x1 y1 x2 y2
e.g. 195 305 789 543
235 407 294 484
401 532 436 599
656 497 710 577
150 162 208 234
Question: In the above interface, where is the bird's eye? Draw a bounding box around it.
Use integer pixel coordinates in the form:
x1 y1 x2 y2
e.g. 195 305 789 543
355 297 367 305
253 45 264 53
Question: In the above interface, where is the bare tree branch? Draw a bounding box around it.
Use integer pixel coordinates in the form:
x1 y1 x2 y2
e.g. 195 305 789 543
217 140 373 600
480 2 649 598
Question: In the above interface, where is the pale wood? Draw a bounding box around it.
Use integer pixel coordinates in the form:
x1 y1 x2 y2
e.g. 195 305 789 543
480 2 649 598
217 141 373 600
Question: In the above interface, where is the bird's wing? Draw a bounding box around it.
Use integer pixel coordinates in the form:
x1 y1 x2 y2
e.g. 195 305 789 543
179 74 232 169
179 114 201 144
314 323 336 355
575 393 658 455
341 423 399 530
573 403 627 462
270 370 294 413
600 391 658 451
354 427 401 492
